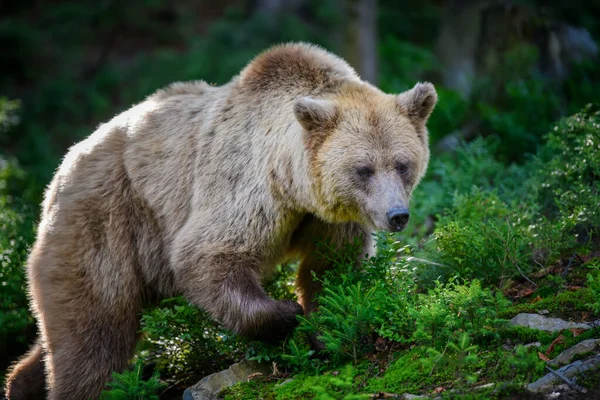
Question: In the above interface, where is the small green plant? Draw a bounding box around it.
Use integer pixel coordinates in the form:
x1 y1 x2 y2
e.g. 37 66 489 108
310 365 369 400
422 333 479 384
311 375 369 400
585 259 600 314
296 235 413 365
301 281 384 364
280 333 317 372
507 345 546 384
99 360 166 400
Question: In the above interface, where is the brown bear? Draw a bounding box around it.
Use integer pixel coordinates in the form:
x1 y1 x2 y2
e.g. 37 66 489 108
5 42 436 399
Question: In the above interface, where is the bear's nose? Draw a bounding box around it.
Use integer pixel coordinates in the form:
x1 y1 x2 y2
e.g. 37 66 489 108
387 208 409 231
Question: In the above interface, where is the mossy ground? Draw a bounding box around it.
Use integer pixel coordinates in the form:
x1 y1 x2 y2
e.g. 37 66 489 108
217 268 600 400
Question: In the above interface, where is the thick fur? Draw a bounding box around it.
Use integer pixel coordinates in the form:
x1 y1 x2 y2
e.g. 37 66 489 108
5 43 435 399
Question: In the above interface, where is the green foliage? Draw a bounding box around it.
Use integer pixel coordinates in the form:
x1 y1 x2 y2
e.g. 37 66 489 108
311 372 369 400
410 280 509 347
288 235 509 368
585 259 600 314
422 333 479 384
363 348 442 395
534 106 600 243
140 297 244 384
274 364 367 400
422 190 534 286
400 138 521 242
409 106 600 287
1 1 600 396
280 333 316 371
474 44 562 161
0 157 36 341
507 345 546 383
99 359 166 400
301 282 382 364
501 287 598 320
0 99 37 351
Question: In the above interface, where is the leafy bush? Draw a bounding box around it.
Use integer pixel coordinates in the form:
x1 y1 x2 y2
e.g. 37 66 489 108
400 138 523 242
140 297 245 384
411 106 600 286
533 105 600 244
421 189 535 286
0 99 37 353
0 158 36 342
410 279 508 347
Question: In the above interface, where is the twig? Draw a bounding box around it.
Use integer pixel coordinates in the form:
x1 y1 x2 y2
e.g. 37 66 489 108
544 365 587 393
561 252 581 278
429 340 450 377
404 256 447 267
160 378 184 396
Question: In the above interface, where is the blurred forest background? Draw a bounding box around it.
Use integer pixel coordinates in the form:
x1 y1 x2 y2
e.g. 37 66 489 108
1 0 600 399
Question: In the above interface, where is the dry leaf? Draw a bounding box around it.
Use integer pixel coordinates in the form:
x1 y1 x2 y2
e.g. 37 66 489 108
546 335 565 355
272 362 280 377
570 328 586 337
516 288 536 298
531 295 543 304
247 372 264 381
433 386 446 394
538 352 550 362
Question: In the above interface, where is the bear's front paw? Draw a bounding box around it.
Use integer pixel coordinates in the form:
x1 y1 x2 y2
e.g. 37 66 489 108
253 300 303 343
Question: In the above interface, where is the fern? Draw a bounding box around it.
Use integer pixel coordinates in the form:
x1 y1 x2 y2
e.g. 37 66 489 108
99 360 166 400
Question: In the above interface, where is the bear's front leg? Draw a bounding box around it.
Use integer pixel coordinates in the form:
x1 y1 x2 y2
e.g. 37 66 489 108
173 247 303 342
291 220 373 314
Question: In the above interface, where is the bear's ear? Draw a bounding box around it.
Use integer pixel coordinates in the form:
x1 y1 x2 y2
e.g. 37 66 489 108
396 82 438 124
293 97 339 132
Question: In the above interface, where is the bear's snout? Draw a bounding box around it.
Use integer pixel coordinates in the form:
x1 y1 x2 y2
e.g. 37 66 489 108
386 208 410 232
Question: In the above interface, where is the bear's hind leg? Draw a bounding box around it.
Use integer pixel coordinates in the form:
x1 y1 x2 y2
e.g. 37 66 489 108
44 307 139 400
5 338 47 399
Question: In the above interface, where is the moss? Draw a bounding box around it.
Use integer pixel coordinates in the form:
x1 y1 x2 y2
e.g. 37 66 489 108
497 325 555 345
363 348 454 395
501 287 598 320
220 379 276 400
273 364 365 400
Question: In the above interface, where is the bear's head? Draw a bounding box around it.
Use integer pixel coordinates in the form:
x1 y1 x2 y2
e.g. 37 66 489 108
295 82 436 232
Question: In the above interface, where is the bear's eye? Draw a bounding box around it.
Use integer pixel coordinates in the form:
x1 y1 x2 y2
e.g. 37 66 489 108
396 162 409 174
356 166 374 179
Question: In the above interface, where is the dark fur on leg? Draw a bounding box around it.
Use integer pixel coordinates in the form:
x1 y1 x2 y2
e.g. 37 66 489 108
5 339 46 400
249 300 303 343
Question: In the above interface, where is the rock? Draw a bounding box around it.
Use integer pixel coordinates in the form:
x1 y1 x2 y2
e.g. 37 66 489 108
276 378 294 387
548 339 600 366
538 310 550 315
509 313 594 332
527 355 600 393
183 359 272 400
522 342 542 348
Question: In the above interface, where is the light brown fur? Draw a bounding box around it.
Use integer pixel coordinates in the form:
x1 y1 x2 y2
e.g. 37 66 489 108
5 42 436 399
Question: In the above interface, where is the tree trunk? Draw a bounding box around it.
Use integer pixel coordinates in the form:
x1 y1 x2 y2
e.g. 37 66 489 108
342 0 378 85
